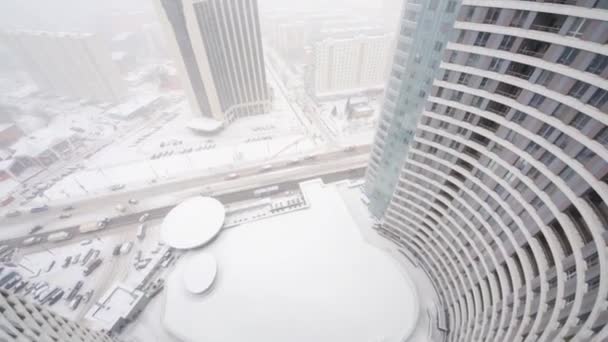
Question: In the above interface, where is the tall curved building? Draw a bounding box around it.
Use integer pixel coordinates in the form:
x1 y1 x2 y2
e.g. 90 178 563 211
366 0 608 341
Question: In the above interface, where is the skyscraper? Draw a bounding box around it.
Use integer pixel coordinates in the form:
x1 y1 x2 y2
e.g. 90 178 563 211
154 0 271 123
367 0 608 341
0 31 127 103
0 289 119 342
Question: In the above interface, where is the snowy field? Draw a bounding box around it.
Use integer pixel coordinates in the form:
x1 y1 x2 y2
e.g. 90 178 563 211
160 180 418 342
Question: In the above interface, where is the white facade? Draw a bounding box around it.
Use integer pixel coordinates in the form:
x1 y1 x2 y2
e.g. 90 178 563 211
154 0 270 123
0 289 118 342
0 31 127 103
313 34 393 97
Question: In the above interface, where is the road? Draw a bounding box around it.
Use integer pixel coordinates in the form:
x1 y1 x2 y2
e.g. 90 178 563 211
0 146 370 244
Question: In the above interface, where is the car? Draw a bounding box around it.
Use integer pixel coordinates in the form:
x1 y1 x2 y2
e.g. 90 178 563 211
287 158 301 165
138 213 150 223
63 205 75 211
23 236 42 246
343 146 356 152
80 239 92 246
29 225 43 235
128 199 139 205
225 173 239 180
115 204 126 213
109 184 125 191
5 210 21 218
59 213 72 219
303 154 317 160
30 205 49 214
259 164 273 172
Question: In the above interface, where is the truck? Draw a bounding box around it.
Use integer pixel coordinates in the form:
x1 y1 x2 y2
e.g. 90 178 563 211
79 222 104 233
47 231 72 243
67 281 83 301
84 259 102 276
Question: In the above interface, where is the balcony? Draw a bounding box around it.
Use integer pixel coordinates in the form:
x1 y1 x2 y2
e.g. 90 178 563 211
517 39 550 59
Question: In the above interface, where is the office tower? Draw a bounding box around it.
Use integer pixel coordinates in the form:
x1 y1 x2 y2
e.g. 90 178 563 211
367 1 608 341
365 0 460 217
0 31 127 103
154 0 271 123
313 34 393 98
0 289 118 342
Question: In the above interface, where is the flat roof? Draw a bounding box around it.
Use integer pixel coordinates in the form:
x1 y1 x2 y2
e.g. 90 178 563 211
160 197 225 250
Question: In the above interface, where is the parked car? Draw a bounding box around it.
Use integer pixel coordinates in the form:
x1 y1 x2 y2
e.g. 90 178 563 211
109 184 125 191
128 199 139 205
30 205 49 214
59 213 72 219
63 205 75 211
225 173 239 180
23 236 43 246
5 210 21 218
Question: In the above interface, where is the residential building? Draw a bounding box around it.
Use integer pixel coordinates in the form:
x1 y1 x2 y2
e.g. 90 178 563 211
367 0 608 341
154 0 271 123
0 289 118 342
0 31 127 103
313 34 394 98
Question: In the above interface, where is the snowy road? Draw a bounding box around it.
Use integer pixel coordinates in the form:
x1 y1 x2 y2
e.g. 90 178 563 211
0 147 370 243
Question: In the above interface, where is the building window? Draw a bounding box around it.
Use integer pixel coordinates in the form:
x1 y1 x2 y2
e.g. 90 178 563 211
529 94 546 108
474 32 491 46
510 10 529 28
465 54 480 66
586 54 608 75
479 78 489 88
457 73 471 85
446 1 457 13
575 147 595 163
488 58 503 71
557 47 579 65
535 70 554 87
538 123 555 138
559 166 575 182
539 151 556 166
568 81 590 100
498 35 516 51
570 112 590 130
566 17 589 38
553 133 570 149
511 111 526 124
434 41 443 52
484 8 501 24
588 89 608 108
594 127 608 147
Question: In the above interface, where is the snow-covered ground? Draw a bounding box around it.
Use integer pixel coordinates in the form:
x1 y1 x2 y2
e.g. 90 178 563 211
157 179 418 342
42 79 318 200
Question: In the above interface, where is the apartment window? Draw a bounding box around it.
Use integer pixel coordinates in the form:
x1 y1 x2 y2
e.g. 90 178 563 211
584 189 608 227
498 35 516 51
570 112 590 129
531 196 543 210
464 7 475 21
565 267 576 281
511 111 526 124
550 220 572 255
538 123 555 138
450 91 463 101
535 70 554 87
575 147 595 163
484 8 501 24
525 142 541 154
457 73 471 85
528 167 541 180
540 151 556 166
567 81 590 100
586 54 608 75
559 166 575 182
566 205 594 243
529 94 546 108
474 32 491 46
471 96 484 108
434 41 443 52
488 58 503 72
465 54 480 66
557 47 579 65
553 133 570 149
448 51 457 63
510 10 529 28
594 127 608 147
446 1 457 13
428 0 439 10
588 89 608 108
588 276 600 290
479 78 489 88
566 17 589 38
564 294 576 304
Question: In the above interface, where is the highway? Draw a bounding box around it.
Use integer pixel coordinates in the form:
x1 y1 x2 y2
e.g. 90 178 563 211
0 146 370 245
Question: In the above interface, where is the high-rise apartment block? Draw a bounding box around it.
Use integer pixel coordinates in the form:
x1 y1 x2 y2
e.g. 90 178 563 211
367 0 608 341
313 34 393 98
155 0 271 123
0 31 127 103
0 289 118 342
